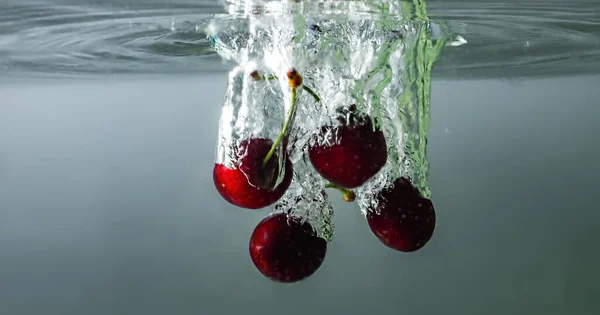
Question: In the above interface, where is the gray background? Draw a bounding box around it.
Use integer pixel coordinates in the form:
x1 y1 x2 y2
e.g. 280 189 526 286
1 74 598 314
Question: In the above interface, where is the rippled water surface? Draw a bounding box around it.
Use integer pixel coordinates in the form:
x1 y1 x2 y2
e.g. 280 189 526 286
1 0 599 79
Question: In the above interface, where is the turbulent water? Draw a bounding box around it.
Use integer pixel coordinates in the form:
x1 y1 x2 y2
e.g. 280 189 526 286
208 0 447 241
1 0 599 79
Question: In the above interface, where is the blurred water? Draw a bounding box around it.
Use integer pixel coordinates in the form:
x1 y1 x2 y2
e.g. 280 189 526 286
1 1 599 315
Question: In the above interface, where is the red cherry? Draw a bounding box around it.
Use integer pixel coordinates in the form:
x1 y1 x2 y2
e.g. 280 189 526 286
366 177 436 252
308 105 387 188
249 213 327 283
213 138 293 210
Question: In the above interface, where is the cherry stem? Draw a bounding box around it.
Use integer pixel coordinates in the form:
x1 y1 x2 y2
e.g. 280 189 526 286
324 183 356 202
259 74 272 81
302 86 321 102
262 87 297 166
253 73 320 103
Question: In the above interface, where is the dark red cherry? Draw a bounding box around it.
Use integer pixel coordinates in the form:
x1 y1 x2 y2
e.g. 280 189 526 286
249 213 327 283
308 105 387 189
213 138 293 210
366 177 436 252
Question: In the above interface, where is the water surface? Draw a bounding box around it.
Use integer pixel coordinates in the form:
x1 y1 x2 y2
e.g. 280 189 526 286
1 0 599 79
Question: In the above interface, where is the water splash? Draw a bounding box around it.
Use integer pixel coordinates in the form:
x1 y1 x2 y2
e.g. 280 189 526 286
274 157 336 242
208 0 446 227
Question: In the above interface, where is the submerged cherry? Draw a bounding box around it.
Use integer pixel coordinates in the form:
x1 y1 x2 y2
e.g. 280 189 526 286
365 177 436 252
213 138 293 210
249 212 327 283
214 69 309 210
308 105 387 189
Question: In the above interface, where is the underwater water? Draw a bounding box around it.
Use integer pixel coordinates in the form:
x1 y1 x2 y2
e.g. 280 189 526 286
1 0 599 314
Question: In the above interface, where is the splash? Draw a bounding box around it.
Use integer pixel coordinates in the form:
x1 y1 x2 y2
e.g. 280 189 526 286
208 0 446 239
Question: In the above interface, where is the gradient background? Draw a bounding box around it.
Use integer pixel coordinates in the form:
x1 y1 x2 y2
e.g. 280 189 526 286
1 74 598 315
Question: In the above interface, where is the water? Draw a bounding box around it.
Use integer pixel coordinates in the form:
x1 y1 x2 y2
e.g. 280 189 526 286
207 3 444 240
1 0 600 314
1 0 599 79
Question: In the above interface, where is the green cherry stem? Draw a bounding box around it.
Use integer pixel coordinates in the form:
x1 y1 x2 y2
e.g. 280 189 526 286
251 72 321 103
325 183 356 202
258 75 277 81
302 86 321 102
262 86 298 166
251 71 276 81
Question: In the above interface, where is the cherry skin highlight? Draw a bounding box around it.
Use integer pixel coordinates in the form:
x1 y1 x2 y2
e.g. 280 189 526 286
366 177 436 252
213 138 293 210
249 213 327 283
308 105 387 189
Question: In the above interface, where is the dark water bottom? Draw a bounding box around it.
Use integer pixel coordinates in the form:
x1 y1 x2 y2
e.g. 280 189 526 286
0 75 598 315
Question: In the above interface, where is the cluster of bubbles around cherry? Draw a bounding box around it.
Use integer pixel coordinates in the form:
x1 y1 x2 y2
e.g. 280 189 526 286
207 0 443 283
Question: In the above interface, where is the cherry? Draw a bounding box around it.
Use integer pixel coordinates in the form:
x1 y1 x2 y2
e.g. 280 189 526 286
249 212 327 283
213 138 293 210
213 68 306 210
365 177 436 252
308 105 387 189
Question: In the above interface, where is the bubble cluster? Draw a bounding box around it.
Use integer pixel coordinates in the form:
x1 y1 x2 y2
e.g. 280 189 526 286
209 7 444 216
209 0 445 282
